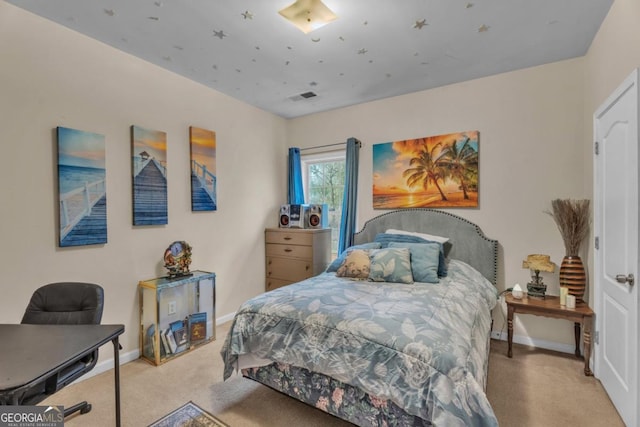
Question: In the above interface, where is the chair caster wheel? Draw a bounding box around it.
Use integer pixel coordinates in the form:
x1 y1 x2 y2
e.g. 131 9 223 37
80 404 92 414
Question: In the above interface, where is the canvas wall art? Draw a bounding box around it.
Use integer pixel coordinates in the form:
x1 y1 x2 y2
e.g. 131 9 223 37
57 126 107 247
131 125 168 225
189 127 217 211
373 131 479 209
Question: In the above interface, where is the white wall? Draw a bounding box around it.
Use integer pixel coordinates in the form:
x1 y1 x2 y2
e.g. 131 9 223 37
288 58 587 349
0 3 287 358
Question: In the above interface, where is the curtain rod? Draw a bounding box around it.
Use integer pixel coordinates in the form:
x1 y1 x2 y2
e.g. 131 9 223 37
299 142 346 151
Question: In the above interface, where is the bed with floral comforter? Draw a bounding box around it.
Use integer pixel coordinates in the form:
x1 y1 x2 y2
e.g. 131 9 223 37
222 209 499 426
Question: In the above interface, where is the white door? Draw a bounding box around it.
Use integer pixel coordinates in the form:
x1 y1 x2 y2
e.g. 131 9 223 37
594 68 639 427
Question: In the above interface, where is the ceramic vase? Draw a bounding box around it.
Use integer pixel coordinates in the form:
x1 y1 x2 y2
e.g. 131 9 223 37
559 255 586 301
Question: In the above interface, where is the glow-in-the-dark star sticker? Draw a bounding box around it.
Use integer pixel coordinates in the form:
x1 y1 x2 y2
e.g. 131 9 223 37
241 11 253 20
413 19 427 29
213 30 227 39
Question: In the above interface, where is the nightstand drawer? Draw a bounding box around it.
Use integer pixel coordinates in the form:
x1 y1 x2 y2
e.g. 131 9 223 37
266 243 312 259
266 257 312 282
265 230 313 246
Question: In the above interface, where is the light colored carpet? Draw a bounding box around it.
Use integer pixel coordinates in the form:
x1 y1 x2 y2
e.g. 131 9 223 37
43 322 624 427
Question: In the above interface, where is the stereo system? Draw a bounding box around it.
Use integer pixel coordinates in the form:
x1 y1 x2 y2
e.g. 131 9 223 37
279 204 328 229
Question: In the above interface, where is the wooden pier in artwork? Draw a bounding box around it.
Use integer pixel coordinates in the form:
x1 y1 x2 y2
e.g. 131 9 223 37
190 160 216 211
59 178 107 246
133 159 168 225
60 195 107 246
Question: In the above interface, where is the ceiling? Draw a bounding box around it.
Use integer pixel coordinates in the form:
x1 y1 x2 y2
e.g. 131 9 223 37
7 0 613 119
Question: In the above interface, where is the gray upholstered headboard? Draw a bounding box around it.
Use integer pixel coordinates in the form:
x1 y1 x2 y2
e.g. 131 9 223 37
353 209 498 286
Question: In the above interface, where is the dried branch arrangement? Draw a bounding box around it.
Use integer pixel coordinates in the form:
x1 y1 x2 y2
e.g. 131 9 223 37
546 199 591 256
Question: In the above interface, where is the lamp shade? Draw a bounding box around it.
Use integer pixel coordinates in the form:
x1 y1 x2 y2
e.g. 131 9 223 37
522 254 555 273
279 0 338 34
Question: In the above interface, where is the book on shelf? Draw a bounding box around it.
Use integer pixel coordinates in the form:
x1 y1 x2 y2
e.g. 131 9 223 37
188 312 207 343
170 320 188 349
160 328 172 355
165 327 178 353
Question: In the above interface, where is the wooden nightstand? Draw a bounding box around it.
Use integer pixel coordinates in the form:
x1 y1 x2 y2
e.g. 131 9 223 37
505 293 594 376
265 228 331 291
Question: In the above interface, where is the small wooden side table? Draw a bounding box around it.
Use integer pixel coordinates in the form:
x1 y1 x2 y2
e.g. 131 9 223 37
505 294 594 376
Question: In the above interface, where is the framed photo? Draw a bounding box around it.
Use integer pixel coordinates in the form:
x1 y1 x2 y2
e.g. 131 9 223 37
189 127 217 211
373 131 479 209
131 125 168 225
57 126 107 247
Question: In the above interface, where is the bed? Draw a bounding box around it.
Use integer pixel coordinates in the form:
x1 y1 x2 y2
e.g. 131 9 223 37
221 209 499 426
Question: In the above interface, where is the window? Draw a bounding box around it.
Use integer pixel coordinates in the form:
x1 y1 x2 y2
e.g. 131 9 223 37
301 150 345 257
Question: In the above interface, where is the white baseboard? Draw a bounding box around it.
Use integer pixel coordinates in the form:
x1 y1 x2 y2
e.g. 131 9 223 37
491 330 576 355
74 313 237 384
216 311 236 325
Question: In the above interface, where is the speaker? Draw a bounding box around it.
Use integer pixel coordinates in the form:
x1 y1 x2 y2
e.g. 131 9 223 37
305 204 328 229
279 204 290 228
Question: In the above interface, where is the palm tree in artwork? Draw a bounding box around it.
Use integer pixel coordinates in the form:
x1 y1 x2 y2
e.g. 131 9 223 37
402 142 449 201
439 137 478 200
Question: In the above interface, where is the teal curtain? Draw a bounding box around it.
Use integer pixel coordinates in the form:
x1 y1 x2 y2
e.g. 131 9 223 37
338 138 361 253
287 147 304 204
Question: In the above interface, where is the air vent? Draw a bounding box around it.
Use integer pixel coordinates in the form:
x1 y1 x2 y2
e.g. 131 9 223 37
288 91 318 101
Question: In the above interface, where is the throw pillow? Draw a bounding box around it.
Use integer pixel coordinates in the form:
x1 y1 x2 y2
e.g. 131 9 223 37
368 247 414 284
336 249 371 279
388 242 440 283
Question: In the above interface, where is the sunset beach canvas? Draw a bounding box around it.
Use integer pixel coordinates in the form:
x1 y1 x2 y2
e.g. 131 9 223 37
131 125 168 225
189 127 217 211
57 126 107 247
373 131 479 209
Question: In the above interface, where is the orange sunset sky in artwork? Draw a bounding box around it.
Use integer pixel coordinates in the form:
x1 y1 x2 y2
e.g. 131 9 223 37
372 131 479 209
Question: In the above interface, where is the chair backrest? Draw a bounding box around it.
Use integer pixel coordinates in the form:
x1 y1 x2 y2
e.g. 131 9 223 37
21 282 104 325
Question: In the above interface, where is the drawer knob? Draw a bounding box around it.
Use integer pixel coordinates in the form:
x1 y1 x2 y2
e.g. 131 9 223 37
306 265 310 270
284 248 292 252
284 237 292 241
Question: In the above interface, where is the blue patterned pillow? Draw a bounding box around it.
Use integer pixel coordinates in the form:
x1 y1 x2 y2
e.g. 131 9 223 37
388 242 440 283
326 242 382 272
368 248 414 284
374 233 447 277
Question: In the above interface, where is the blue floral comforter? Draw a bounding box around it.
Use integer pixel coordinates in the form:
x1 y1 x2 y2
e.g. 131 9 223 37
221 260 498 426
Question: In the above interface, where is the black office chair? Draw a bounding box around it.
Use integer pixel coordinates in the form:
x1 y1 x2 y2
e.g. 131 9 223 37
19 282 104 418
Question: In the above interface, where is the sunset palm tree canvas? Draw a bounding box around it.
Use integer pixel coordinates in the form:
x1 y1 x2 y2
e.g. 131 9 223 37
373 131 479 209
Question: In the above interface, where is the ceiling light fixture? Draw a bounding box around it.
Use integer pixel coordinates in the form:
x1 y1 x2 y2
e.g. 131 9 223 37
278 0 338 34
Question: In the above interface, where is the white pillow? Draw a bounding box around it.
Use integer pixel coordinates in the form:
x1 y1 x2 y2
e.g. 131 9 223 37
385 228 449 244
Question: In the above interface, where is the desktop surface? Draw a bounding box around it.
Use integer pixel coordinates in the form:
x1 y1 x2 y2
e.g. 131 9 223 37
0 324 124 392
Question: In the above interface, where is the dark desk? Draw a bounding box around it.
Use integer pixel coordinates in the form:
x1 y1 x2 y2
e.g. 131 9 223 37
0 324 125 426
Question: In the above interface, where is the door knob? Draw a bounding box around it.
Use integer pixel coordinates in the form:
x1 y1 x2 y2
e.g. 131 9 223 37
615 273 635 286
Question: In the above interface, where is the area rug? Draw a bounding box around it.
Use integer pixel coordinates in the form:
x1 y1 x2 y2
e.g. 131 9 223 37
148 401 229 427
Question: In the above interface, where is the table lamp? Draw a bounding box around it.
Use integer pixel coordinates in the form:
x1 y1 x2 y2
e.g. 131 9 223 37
522 254 555 299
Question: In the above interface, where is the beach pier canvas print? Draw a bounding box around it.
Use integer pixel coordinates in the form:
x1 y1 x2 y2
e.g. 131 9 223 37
57 126 107 247
189 127 217 211
132 125 168 225
373 131 479 209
